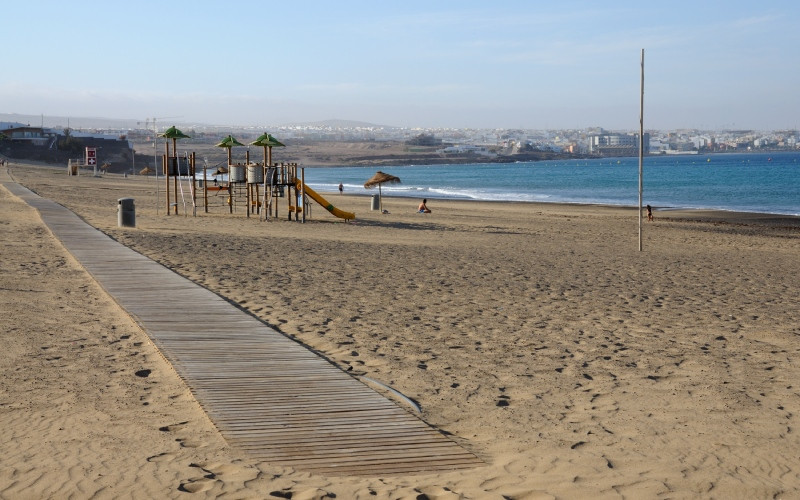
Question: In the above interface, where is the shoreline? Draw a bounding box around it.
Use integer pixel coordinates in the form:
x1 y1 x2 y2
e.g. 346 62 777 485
321 188 800 229
10 160 800 226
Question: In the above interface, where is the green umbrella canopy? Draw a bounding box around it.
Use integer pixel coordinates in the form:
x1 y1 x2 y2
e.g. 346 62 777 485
158 125 190 165
216 135 245 165
215 134 245 148
250 133 285 168
250 132 285 148
158 125 190 139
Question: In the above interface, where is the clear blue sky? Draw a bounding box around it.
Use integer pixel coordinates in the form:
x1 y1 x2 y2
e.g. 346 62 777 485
2 0 799 130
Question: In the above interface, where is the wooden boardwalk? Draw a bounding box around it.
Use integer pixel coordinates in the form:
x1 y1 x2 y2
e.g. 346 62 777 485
4 180 483 476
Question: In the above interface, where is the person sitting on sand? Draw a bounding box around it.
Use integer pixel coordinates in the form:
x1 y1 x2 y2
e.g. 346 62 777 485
646 204 653 222
418 199 431 213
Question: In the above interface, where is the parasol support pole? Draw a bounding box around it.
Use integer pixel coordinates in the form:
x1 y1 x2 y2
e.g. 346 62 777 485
203 158 208 213
164 141 170 215
172 138 178 215
301 167 306 223
191 152 197 217
246 150 251 219
262 163 267 221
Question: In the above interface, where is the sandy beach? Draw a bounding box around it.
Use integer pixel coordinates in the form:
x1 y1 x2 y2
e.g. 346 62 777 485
2 162 800 499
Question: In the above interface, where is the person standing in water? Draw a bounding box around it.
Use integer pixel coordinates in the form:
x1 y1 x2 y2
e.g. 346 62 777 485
338 182 343 195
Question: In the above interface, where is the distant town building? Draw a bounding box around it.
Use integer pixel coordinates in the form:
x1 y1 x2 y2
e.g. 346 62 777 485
0 125 59 147
0 124 134 170
437 144 496 157
588 132 650 156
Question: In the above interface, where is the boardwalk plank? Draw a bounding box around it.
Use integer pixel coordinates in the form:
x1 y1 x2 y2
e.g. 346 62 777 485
5 181 484 476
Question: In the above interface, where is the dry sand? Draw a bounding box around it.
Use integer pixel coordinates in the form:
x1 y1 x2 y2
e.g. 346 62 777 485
2 162 800 499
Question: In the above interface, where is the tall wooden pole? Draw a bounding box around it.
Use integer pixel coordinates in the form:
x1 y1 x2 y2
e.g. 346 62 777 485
301 167 306 223
261 146 268 221
246 149 251 219
268 148 275 219
191 152 196 217
227 147 233 214
288 163 293 221
638 48 645 252
165 140 170 215
154 121 159 215
172 138 178 215
203 156 208 213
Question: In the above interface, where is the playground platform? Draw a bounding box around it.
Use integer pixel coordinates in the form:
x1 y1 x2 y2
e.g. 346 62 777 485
2 177 483 476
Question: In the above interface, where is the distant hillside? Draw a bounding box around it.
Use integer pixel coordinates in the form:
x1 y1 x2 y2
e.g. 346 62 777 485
1 132 134 172
0 113 144 130
281 119 394 129
1 113 396 132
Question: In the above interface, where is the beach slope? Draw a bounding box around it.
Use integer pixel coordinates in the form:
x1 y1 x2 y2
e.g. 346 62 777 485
2 162 800 498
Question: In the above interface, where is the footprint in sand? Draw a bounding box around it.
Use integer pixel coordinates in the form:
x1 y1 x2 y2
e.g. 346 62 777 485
178 477 215 493
416 486 465 500
274 488 336 500
193 462 259 483
176 437 207 449
146 452 177 463
158 421 189 432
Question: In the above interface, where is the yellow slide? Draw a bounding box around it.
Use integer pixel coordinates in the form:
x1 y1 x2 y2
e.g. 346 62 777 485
295 179 355 220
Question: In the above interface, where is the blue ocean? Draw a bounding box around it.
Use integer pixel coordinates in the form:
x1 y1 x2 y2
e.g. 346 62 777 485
298 152 800 216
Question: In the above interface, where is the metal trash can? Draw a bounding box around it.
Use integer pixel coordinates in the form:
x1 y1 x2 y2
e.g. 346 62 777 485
118 198 135 228
371 194 380 211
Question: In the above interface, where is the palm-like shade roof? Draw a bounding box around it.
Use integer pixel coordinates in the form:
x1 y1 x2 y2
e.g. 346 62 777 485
250 133 285 148
250 133 285 168
216 135 245 165
158 126 190 140
215 135 245 148
364 171 401 188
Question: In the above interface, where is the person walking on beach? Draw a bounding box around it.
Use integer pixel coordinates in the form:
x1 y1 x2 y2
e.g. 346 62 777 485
418 199 431 213
339 182 343 195
646 204 653 222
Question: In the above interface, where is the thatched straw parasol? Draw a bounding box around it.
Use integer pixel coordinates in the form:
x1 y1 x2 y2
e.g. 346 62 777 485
139 166 154 175
364 171 401 212
215 166 228 175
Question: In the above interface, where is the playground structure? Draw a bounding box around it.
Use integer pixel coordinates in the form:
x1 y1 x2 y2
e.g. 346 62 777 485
159 137 354 222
